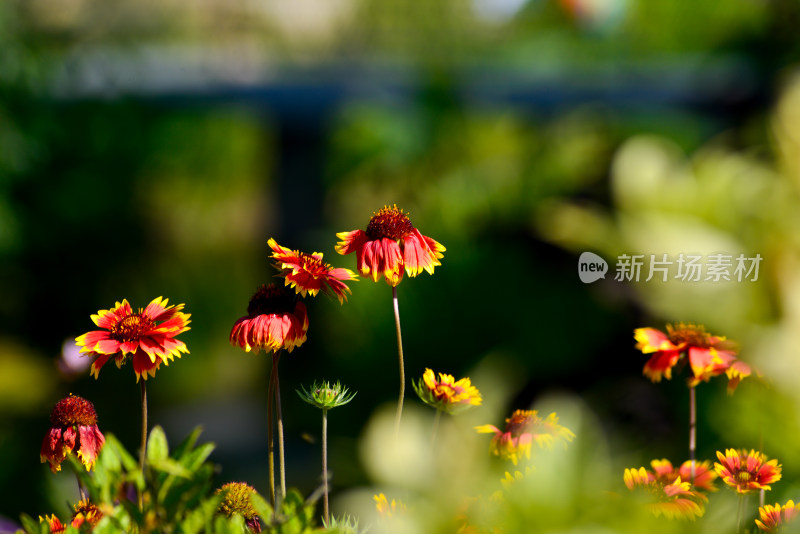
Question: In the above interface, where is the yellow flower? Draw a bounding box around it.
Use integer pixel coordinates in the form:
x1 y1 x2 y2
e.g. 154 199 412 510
413 368 482 414
374 493 406 519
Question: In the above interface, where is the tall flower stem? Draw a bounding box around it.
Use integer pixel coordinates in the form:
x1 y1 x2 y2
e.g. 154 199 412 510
139 380 148 510
322 407 329 525
273 351 286 501
267 359 276 507
736 493 746 533
689 386 696 482
392 286 405 437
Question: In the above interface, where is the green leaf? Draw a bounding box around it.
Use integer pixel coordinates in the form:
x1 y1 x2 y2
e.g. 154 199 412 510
149 457 192 478
180 442 215 471
180 494 223 534
19 513 44 534
147 425 169 462
250 491 274 525
172 425 203 460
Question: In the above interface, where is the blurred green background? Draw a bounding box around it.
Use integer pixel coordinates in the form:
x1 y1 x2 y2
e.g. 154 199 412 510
3 0 800 526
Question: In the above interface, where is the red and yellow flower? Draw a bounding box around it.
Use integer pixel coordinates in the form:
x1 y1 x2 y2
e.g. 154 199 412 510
413 368 482 414
268 238 357 303
649 458 718 492
714 449 782 493
336 204 445 286
623 466 707 520
39 515 66 533
230 284 308 354
475 409 575 465
76 296 190 381
40 395 105 473
634 322 750 391
755 500 800 533
70 499 103 529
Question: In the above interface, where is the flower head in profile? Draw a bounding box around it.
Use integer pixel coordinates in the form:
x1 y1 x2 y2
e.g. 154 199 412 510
714 449 781 494
650 458 718 492
623 467 707 520
268 238 357 304
216 482 262 533
756 500 800 533
230 284 309 354
39 515 65 533
76 296 190 381
413 368 482 415
634 322 750 391
70 499 103 529
475 409 575 465
336 204 445 286
297 380 357 410
374 493 406 519
40 395 105 473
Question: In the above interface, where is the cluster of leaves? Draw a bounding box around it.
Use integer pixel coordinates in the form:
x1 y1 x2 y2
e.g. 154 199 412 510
19 427 334 534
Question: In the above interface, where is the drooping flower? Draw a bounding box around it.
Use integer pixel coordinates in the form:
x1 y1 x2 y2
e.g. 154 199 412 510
230 284 308 354
623 467 707 520
268 238 357 303
70 499 103 529
40 395 105 473
755 500 800 533
76 296 191 381
216 482 262 533
475 409 575 465
649 459 718 492
336 204 445 286
413 368 482 414
634 322 750 391
374 493 406 519
714 449 782 494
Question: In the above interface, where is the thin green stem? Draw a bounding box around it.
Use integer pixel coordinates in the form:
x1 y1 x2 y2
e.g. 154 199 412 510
139 379 148 510
76 474 86 502
392 286 405 437
322 407 329 525
689 386 696 482
267 358 276 508
736 493 746 533
273 351 286 501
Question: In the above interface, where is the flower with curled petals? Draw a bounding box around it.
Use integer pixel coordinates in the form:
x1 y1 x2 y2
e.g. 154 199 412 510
634 322 750 391
714 448 781 494
475 409 574 465
649 458 718 492
268 238 357 303
336 204 445 286
756 500 800 532
413 368 482 415
39 514 65 533
624 467 707 520
70 499 102 529
76 296 190 381
230 283 308 354
40 395 105 473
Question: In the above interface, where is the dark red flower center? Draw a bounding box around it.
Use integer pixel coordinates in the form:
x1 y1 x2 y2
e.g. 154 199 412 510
111 312 154 342
666 322 711 348
247 284 296 316
504 409 536 437
50 395 98 426
365 205 414 241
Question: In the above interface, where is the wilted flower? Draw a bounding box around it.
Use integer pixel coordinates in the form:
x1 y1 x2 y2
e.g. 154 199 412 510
475 409 575 465
297 381 356 410
40 395 105 473
76 296 190 381
624 467 707 520
634 322 750 391
70 499 102 529
268 238 357 303
413 368 482 414
230 284 308 354
336 204 445 286
649 459 718 492
755 500 800 533
216 482 262 533
714 449 782 493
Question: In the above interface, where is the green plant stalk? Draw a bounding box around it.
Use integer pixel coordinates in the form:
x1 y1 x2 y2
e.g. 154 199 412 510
273 351 286 501
267 359 276 507
322 407 329 525
392 286 405 437
736 493 746 533
139 379 148 510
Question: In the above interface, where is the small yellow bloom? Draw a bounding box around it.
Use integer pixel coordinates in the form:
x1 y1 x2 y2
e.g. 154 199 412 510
413 368 482 414
374 493 406 519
